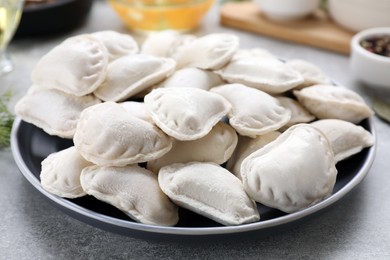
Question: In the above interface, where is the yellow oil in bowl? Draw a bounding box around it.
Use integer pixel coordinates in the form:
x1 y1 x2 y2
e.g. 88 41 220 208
108 0 214 32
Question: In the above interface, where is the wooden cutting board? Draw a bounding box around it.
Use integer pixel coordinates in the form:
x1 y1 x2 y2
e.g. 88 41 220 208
220 2 355 54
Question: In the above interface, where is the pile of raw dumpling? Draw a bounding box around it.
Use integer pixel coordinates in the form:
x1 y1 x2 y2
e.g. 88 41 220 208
15 30 375 227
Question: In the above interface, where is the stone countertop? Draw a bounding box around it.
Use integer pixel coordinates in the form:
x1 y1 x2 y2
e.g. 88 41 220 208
1 1 390 259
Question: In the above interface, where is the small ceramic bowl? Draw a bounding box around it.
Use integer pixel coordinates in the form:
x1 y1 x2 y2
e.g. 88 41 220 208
254 0 320 21
350 27 390 88
328 0 390 32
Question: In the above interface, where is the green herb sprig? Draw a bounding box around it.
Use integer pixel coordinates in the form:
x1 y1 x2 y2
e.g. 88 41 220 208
0 90 15 149
372 98 390 124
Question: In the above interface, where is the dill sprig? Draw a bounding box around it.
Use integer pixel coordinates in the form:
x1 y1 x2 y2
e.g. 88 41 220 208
0 90 15 149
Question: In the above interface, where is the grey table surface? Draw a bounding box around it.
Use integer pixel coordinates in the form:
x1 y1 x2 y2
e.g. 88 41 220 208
1 1 390 259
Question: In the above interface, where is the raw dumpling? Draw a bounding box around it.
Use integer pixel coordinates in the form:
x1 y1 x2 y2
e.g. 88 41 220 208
144 87 231 141
94 54 176 102
26 84 45 94
147 122 238 173
241 124 337 213
92 30 139 61
141 30 196 57
293 84 374 123
286 59 331 89
15 88 101 138
216 56 304 94
31 34 108 96
276 96 315 129
311 119 374 162
173 33 239 70
211 84 291 137
74 102 172 166
119 101 153 123
157 67 224 90
234 48 276 59
41 146 92 198
226 131 280 181
158 162 260 226
80 165 179 226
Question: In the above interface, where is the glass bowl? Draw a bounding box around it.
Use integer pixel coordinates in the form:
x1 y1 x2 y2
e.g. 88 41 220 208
108 0 214 33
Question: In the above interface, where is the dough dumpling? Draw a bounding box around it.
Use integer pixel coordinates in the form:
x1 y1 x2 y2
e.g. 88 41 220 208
286 59 330 89
119 101 153 123
226 132 280 181
241 124 337 213
144 88 231 141
41 146 92 198
173 33 239 70
234 48 275 59
276 96 315 129
294 85 374 123
147 122 238 173
158 162 260 226
141 30 195 57
31 34 108 96
92 30 139 61
94 54 176 102
311 119 374 162
216 56 304 94
157 67 224 90
74 102 172 166
211 84 291 137
15 88 101 138
81 165 179 226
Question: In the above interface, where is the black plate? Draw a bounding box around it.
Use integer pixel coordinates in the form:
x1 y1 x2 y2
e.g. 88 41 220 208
15 0 93 37
11 117 376 241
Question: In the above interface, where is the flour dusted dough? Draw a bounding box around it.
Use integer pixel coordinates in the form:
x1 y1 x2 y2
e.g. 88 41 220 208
15 88 101 138
294 84 374 123
94 54 176 101
211 84 291 137
74 102 172 166
31 34 108 96
119 101 153 123
147 122 238 173
144 87 231 140
286 59 330 89
234 48 276 59
141 30 195 57
158 162 260 225
311 119 374 162
241 124 337 213
216 56 304 94
226 131 280 181
92 30 139 61
276 96 315 129
41 147 92 198
157 67 224 90
173 33 239 70
81 164 179 226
